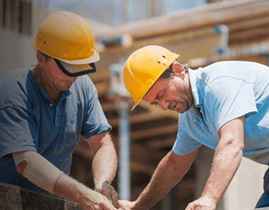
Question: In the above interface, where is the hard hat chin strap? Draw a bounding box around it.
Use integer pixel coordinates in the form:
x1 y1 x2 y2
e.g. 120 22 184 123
54 59 96 77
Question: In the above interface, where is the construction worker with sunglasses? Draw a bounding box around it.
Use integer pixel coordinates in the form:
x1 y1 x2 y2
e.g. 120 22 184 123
0 11 118 210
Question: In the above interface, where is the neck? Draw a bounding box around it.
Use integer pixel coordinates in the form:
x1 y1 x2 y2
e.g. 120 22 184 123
184 73 194 107
32 65 61 103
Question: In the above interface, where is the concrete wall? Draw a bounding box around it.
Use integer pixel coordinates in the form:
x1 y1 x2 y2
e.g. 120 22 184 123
195 147 268 210
223 158 267 210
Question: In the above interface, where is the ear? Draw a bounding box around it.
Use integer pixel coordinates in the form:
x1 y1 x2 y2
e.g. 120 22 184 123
172 62 186 80
36 51 46 66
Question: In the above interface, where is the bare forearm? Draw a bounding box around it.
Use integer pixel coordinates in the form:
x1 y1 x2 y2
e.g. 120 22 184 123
202 142 243 202
54 173 91 202
54 173 116 209
92 140 117 189
135 151 194 210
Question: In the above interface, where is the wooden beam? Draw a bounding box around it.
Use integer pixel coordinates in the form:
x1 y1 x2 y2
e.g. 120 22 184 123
147 137 176 150
73 139 93 160
96 0 269 40
131 161 155 176
188 43 269 68
227 15 269 32
229 25 269 45
131 143 166 167
88 68 110 83
0 182 80 210
95 81 109 97
108 111 178 127
131 124 178 140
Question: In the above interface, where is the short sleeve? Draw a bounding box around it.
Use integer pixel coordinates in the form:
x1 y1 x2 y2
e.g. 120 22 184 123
81 90 111 139
172 118 202 155
0 106 37 158
204 77 257 131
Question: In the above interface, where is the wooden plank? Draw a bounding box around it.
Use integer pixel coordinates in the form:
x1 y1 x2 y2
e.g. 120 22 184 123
0 182 80 210
101 30 222 63
96 0 269 40
131 124 178 140
95 81 109 97
147 137 176 150
131 161 155 175
73 139 93 160
227 15 269 32
188 44 269 68
108 112 177 127
229 25 269 45
88 68 110 83
131 143 166 166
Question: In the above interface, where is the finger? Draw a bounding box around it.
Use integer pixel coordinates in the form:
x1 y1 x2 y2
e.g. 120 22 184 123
185 204 192 210
94 204 100 210
99 202 116 210
87 203 99 210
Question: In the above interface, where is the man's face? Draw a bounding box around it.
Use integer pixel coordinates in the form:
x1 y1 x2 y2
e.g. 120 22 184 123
143 76 192 113
42 57 77 92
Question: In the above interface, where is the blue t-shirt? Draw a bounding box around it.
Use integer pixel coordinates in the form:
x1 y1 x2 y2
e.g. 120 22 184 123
0 67 111 192
173 61 269 165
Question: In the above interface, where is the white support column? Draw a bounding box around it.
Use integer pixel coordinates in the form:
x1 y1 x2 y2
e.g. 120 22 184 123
223 157 268 210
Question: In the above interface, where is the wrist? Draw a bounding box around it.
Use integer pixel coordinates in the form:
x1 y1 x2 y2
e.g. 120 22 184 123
201 192 218 204
54 173 91 204
133 199 151 210
95 180 110 191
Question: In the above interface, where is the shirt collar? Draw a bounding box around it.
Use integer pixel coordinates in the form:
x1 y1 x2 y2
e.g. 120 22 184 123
188 68 203 107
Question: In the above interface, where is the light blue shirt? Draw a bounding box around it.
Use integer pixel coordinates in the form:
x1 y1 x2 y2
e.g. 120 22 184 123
0 67 111 192
173 61 269 165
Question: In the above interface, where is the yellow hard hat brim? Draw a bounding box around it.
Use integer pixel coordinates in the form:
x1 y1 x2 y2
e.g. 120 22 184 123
59 48 100 65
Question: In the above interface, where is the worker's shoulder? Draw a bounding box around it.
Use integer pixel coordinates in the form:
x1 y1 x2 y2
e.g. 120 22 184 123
200 61 268 84
0 67 30 86
205 60 268 70
0 67 31 109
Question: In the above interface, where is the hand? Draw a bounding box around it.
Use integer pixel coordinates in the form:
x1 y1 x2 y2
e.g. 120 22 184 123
118 200 137 210
79 189 117 210
96 182 119 208
185 196 217 210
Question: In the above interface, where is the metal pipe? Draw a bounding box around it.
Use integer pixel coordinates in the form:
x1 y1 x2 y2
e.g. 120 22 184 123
214 24 229 54
118 101 130 200
109 63 131 200
161 190 172 210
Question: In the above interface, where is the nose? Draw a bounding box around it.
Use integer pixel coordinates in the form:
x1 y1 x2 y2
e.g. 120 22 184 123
158 100 169 110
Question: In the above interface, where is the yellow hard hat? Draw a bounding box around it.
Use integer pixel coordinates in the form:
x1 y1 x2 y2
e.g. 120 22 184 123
123 45 180 110
34 11 99 76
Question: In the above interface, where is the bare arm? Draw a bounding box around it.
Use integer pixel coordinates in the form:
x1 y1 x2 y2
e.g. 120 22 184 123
87 132 119 207
13 151 116 210
186 116 245 210
54 173 116 210
120 149 198 210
